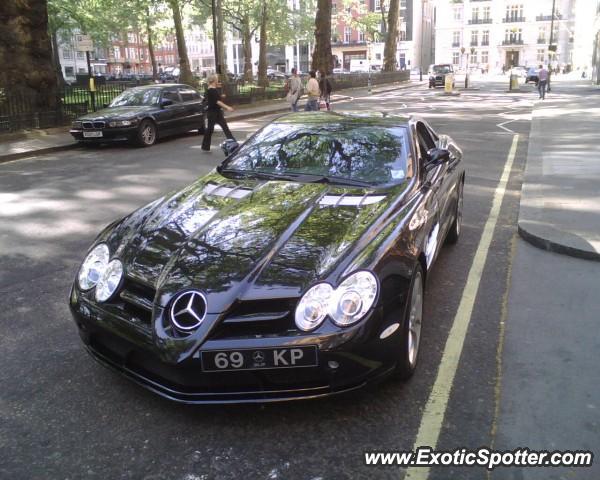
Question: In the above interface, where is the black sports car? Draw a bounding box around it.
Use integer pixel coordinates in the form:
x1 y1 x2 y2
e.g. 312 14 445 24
70 84 205 147
69 112 464 404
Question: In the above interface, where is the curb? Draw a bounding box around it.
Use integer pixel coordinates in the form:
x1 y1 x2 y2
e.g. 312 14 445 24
0 143 79 164
517 224 600 262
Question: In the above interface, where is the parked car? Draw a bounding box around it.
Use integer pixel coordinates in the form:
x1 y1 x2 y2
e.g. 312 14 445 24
70 111 465 403
511 66 528 78
266 69 287 81
70 84 205 147
526 67 540 84
428 64 454 88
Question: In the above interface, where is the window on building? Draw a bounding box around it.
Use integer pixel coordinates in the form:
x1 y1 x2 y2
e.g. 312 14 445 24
471 51 478 64
552 24 559 41
64 66 74 76
127 33 136 43
452 52 460 65
471 7 479 21
375 53 382 60
374 0 380 12
113 47 121 59
482 30 489 45
344 26 352 43
483 6 490 20
77 51 85 59
481 51 488 64
453 6 462 21
452 31 461 46
399 30 407 41
78 67 87 74
537 49 545 62
400 0 406 8
471 30 478 46
538 26 546 42
62 49 72 59
506 4 524 21
358 30 365 42
332 3 337 14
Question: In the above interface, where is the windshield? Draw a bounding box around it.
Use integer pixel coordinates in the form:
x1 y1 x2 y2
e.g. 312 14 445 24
432 65 452 74
221 121 412 186
109 88 161 107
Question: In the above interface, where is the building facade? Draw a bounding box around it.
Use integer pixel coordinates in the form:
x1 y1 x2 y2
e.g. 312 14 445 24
434 0 583 72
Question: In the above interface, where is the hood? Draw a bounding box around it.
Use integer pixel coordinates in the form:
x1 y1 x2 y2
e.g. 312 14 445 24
105 172 407 314
79 106 155 121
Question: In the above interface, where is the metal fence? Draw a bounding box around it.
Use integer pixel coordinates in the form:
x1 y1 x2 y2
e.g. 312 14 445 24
0 70 410 134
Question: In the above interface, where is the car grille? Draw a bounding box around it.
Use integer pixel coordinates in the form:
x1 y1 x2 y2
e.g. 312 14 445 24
82 121 105 129
115 276 156 332
209 298 298 340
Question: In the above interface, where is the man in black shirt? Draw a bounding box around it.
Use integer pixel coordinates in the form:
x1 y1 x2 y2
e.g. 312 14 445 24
201 74 236 152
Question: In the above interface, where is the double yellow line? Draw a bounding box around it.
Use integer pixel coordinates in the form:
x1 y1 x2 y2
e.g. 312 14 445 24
405 134 520 479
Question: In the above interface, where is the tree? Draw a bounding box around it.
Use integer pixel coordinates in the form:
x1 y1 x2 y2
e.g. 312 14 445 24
169 0 194 84
311 0 333 74
257 1 268 86
383 0 398 71
0 0 58 108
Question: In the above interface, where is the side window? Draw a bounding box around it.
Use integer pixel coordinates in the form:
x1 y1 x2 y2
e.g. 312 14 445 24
416 122 436 161
179 88 200 101
162 89 181 103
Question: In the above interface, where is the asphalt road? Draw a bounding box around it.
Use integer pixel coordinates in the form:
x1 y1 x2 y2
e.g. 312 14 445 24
0 81 541 480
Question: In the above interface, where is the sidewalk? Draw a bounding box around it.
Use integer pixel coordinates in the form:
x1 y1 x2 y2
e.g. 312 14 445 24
0 80 420 163
518 82 600 260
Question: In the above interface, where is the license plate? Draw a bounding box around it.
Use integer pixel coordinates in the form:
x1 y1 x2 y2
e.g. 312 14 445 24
83 131 103 138
201 346 318 372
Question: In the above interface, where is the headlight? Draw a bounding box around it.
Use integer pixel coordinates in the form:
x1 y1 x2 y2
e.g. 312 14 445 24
329 271 378 327
78 244 109 290
294 271 378 331
72 121 82 129
295 283 333 331
108 119 136 127
95 259 123 302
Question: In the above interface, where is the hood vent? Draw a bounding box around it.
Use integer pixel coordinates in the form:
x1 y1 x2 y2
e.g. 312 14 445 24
203 183 253 200
319 194 386 207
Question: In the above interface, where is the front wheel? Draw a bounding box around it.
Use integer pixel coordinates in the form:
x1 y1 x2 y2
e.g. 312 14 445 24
446 178 464 244
394 264 424 380
135 119 157 147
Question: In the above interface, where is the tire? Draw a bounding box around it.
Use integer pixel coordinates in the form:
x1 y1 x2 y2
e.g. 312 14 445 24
394 264 425 380
446 178 464 244
135 119 157 147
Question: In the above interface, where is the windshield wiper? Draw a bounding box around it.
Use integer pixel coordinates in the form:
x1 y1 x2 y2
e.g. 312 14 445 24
218 168 301 182
303 175 374 188
219 169 374 187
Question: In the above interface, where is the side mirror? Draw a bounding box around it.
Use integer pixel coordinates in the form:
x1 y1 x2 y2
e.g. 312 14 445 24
221 139 239 156
160 99 173 108
427 148 450 165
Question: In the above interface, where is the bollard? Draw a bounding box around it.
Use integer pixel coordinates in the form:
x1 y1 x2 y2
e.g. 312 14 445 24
445 73 454 94
509 73 519 91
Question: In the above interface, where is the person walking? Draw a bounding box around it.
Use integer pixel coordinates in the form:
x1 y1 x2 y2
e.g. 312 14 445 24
304 71 320 111
319 70 332 111
285 68 303 112
537 64 549 100
201 74 236 152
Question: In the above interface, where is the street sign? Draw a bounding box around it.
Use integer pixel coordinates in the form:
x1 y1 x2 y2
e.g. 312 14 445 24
76 34 93 52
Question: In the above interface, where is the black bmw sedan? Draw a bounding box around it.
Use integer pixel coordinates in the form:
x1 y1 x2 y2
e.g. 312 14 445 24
70 84 205 147
70 112 464 403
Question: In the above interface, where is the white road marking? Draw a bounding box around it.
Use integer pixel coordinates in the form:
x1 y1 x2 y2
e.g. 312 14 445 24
404 134 520 480
496 119 518 133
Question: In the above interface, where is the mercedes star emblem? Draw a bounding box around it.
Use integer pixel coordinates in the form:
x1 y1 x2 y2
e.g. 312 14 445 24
170 290 207 332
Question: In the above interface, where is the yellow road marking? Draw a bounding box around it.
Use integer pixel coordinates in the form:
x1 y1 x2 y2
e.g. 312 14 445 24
405 134 520 480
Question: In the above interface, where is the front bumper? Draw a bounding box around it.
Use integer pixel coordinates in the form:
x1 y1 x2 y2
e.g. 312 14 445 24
70 291 402 404
70 126 137 143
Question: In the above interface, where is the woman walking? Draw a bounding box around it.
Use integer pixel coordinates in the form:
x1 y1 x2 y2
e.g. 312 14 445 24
201 74 236 152
304 71 320 111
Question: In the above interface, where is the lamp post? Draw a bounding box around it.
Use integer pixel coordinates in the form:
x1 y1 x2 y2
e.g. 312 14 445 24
547 0 556 92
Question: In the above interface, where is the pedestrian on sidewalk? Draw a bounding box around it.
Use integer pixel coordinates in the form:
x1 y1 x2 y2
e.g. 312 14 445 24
319 70 333 111
537 64 549 100
201 74 236 152
304 71 320 112
285 68 303 112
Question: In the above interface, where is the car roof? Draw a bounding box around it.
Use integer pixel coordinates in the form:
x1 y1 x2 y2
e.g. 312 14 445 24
273 111 413 127
127 83 194 90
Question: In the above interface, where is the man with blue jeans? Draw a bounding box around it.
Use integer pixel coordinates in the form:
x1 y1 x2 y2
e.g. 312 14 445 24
538 64 549 100
305 71 320 111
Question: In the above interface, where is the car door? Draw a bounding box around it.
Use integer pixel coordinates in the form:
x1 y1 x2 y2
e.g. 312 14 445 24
156 88 186 134
414 121 445 268
178 87 204 132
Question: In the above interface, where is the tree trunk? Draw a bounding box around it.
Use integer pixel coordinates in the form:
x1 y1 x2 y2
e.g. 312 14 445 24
383 0 399 71
146 7 158 80
50 30 65 88
241 19 253 82
216 0 227 75
0 0 58 108
169 0 194 84
311 0 332 75
257 2 268 87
